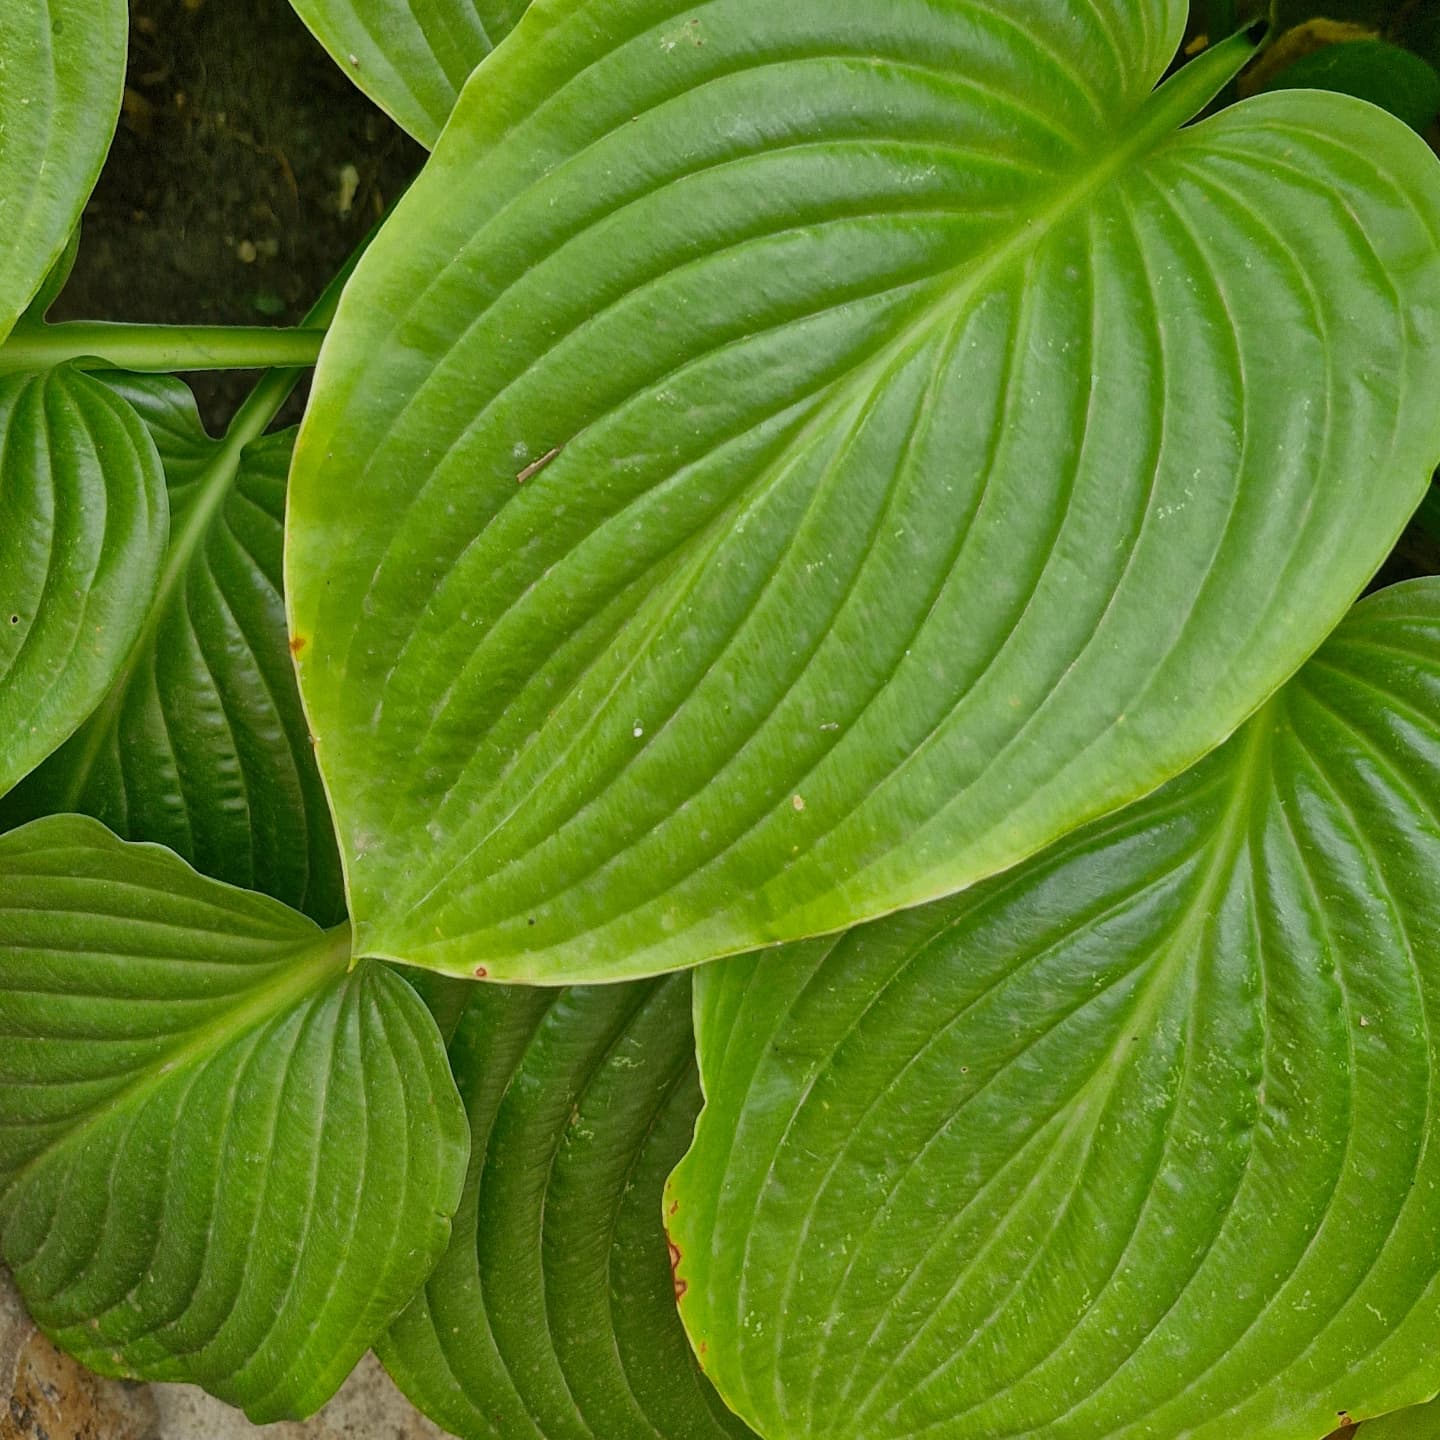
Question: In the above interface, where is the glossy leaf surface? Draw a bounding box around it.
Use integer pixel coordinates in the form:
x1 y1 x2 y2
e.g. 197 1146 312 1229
1 375 345 924
290 0 1440 984
667 579 1440 1440
0 815 468 1421
287 0 528 145
0 367 167 799
0 0 126 340
381 977 753 1440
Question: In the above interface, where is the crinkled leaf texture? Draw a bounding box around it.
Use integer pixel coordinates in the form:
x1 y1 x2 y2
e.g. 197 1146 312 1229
0 0 126 339
0 375 345 924
289 0 1440 985
667 578 1440 1440
381 977 754 1439
0 815 468 1422
287 0 529 145
0 367 167 799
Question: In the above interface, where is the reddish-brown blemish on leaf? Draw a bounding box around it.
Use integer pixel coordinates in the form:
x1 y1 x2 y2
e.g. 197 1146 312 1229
289 635 308 656
666 1234 687 1302
668 1200 679 1216
474 966 489 979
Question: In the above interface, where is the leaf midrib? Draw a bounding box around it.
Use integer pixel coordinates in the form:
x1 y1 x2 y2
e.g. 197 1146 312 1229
832 714 1278 1435
57 383 287 811
365 28 1258 953
0 921 353 1209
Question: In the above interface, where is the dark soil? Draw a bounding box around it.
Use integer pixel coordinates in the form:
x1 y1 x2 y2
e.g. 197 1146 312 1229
53 0 425 429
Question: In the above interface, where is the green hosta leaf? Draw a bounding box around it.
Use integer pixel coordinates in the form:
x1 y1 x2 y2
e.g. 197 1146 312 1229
289 1 1440 985
667 577 1440 1440
381 978 753 1440
287 0 528 146
0 0 126 341
0 375 345 924
0 367 167 799
0 814 468 1421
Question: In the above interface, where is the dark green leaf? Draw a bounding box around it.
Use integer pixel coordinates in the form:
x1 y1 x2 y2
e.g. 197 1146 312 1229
669 578 1440 1440
289 0 1440 984
0 815 469 1421
381 977 753 1439
0 367 167 799
0 375 345 924
1262 39 1440 134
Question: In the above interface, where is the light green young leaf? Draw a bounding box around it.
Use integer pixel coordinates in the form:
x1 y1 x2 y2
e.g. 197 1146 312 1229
381 977 754 1440
0 367 167 799
667 578 1440 1440
0 815 469 1421
0 0 126 341
287 0 528 145
0 375 345 924
288 0 1440 985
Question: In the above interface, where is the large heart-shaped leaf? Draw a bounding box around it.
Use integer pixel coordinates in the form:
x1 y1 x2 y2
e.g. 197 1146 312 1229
287 0 528 145
289 1 1440 984
0 375 345 924
0 0 126 341
0 367 167 799
381 977 753 1439
667 577 1440 1440
0 815 468 1421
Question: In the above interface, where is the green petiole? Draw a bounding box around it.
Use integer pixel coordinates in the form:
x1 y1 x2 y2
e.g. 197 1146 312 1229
0 319 329 374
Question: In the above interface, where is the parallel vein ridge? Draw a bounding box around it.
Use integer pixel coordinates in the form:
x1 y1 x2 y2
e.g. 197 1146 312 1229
2 376 344 924
0 815 467 1422
668 578 1440 1440
381 976 755 1440
288 0 1440 983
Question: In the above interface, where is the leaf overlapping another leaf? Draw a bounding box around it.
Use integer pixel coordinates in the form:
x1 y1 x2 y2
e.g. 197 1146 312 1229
381 977 754 1440
0 816 468 1421
1 375 345 924
289 0 1440 984
667 578 1440 1440
0 367 167 800
287 0 529 145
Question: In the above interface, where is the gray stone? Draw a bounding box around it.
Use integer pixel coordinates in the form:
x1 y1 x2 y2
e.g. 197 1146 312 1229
2 1274 449 1440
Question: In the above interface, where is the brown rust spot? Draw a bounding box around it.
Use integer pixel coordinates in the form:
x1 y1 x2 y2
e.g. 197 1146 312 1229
289 634 308 656
474 966 489 979
666 1234 687 1303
